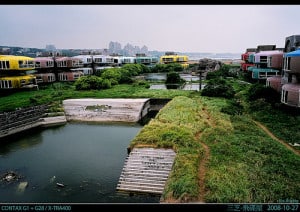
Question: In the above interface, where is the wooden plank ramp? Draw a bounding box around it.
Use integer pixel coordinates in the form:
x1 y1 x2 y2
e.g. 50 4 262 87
116 147 176 195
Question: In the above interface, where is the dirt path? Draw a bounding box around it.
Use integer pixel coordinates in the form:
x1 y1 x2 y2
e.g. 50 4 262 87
195 106 214 203
197 134 210 203
253 120 300 156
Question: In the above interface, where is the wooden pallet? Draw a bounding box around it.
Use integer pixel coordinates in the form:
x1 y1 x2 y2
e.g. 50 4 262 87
116 148 176 195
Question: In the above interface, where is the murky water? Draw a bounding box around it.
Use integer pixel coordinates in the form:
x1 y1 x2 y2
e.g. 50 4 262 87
0 123 161 203
144 73 205 91
144 72 200 82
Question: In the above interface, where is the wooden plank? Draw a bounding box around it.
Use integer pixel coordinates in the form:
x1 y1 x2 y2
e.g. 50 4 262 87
124 158 174 162
131 148 175 152
118 181 165 187
130 155 175 158
123 167 172 172
119 177 167 182
117 183 165 191
130 153 176 157
128 151 175 155
124 163 173 167
130 153 175 157
116 187 163 194
122 167 173 174
125 160 174 164
125 154 175 158
116 147 176 195
122 168 170 174
120 172 169 178
124 159 175 163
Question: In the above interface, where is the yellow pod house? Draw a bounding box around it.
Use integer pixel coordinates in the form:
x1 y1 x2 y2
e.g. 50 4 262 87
0 55 38 89
159 52 189 68
0 75 38 89
0 55 35 71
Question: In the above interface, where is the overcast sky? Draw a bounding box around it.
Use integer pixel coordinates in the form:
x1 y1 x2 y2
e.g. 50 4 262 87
0 5 299 53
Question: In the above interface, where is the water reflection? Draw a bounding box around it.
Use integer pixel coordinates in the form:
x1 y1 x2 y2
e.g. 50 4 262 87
0 128 44 156
179 73 201 82
143 72 200 82
144 73 205 91
143 73 166 81
183 83 206 90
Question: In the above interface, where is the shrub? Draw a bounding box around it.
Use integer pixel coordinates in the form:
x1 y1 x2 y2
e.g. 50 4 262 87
100 78 112 89
221 99 244 115
166 71 183 84
201 78 235 99
206 64 238 80
132 80 150 88
74 75 111 90
246 83 281 105
122 64 143 76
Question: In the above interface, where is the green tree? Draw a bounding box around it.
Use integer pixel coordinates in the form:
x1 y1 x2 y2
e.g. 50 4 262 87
74 75 111 90
100 68 122 85
201 78 235 98
165 71 186 89
122 64 143 76
166 71 182 84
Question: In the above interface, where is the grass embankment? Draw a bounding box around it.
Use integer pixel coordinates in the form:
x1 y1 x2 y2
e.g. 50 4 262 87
129 96 300 203
129 96 208 202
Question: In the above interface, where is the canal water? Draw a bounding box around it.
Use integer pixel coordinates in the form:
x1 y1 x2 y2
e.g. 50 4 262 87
0 123 161 203
143 73 205 91
144 72 201 82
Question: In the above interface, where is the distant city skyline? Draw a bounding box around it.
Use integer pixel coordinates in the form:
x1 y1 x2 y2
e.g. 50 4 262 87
0 5 299 53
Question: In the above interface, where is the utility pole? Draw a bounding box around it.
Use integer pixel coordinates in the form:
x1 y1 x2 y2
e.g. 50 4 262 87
199 69 202 91
198 64 205 91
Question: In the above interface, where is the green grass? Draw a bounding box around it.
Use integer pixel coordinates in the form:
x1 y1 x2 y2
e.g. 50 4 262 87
130 96 205 201
199 98 300 203
250 106 300 151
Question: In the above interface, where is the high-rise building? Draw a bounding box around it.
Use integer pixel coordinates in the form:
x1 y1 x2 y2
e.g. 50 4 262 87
45 44 56 51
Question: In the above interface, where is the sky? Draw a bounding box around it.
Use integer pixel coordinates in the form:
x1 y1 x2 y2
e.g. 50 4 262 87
0 5 300 54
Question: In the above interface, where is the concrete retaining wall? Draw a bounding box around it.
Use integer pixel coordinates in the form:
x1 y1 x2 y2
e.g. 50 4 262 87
63 98 150 123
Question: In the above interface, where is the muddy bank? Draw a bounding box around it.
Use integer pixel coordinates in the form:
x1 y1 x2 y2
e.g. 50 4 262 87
63 98 150 123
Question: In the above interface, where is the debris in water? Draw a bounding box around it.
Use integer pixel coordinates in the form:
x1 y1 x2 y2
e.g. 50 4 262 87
49 176 56 183
56 183 65 187
1 171 21 182
4 174 15 181
16 182 28 194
